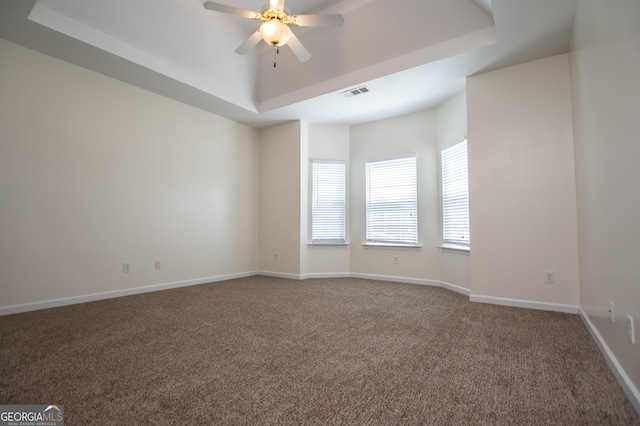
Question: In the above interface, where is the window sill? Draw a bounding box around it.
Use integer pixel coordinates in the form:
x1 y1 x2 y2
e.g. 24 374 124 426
308 242 349 247
439 244 470 254
363 243 422 249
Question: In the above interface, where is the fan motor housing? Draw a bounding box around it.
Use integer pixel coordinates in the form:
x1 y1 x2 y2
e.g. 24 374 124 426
261 7 294 24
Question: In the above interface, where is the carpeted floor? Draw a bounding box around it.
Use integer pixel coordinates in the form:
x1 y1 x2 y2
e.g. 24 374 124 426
1 276 638 425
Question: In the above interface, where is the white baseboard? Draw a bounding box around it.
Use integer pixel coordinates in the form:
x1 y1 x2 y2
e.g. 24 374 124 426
303 272 353 279
439 280 472 296
579 308 640 414
258 271 441 286
0 271 258 316
469 294 579 314
349 272 440 287
256 271 304 280
259 271 471 296
349 274 471 296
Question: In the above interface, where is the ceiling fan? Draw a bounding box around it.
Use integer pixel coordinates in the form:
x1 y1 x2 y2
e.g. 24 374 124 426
203 0 344 66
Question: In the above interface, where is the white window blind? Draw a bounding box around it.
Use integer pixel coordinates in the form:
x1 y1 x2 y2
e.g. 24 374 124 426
365 155 418 245
312 161 346 243
441 139 470 246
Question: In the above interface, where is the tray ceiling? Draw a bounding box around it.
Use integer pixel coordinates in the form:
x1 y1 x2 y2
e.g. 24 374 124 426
0 0 578 128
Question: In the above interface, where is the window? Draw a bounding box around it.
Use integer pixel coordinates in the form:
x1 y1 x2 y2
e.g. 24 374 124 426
365 155 418 245
441 139 470 247
312 160 346 243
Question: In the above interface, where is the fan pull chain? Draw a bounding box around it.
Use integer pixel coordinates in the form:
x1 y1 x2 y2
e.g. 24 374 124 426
273 46 280 68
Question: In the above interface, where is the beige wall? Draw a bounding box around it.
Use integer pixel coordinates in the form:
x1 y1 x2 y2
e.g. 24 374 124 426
0 39 259 309
349 110 441 282
467 54 580 307
437 91 470 290
258 121 304 277
437 90 468 148
570 0 640 393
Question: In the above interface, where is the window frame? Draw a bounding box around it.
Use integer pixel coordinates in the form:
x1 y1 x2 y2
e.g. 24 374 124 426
441 138 470 249
364 154 419 247
311 160 347 245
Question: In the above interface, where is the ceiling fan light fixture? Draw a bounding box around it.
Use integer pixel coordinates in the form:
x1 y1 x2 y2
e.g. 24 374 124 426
202 1 344 63
259 19 292 47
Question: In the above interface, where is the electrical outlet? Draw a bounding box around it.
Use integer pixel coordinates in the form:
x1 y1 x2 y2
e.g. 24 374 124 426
123 262 131 273
394 256 399 265
609 301 615 322
627 315 635 345
273 253 278 261
154 260 161 270
544 271 554 284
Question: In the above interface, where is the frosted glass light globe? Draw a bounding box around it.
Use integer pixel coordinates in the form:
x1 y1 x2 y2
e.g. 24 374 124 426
259 19 292 47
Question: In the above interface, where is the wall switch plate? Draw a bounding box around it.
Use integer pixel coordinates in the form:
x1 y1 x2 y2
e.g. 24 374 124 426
609 301 615 322
394 256 399 265
273 253 278 261
627 315 635 344
123 262 131 273
154 260 161 270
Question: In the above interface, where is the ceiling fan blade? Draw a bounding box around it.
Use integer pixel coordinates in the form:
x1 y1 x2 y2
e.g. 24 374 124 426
287 33 311 62
203 2 260 20
292 13 344 27
235 31 263 55
270 0 285 10
292 14 344 27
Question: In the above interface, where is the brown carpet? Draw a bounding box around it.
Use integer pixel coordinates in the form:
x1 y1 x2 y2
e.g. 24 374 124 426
1 276 638 425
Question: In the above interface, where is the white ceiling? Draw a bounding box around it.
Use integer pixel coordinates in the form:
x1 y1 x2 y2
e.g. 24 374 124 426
0 0 578 129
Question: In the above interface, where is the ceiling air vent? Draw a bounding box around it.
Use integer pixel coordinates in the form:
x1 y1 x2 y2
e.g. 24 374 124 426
341 86 369 98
